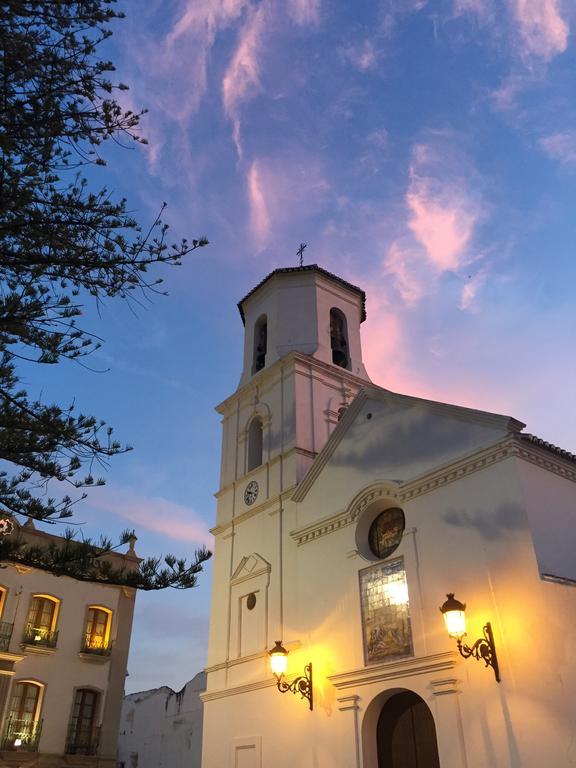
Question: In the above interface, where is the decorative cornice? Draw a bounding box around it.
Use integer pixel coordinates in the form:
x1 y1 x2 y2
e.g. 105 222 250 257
399 440 518 503
290 436 576 547
337 694 361 712
430 677 461 696
205 641 301 674
290 482 400 546
512 441 576 483
328 652 458 690
211 485 298 536
200 676 276 702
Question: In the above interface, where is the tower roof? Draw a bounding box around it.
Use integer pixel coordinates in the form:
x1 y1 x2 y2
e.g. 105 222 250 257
237 264 367 325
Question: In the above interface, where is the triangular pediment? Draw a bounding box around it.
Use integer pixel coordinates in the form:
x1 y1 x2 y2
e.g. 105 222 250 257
293 384 525 504
230 553 271 585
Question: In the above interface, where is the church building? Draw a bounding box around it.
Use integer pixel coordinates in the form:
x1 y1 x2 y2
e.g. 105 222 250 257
201 264 576 768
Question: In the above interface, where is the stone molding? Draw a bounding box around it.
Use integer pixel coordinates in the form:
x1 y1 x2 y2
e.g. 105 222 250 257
290 482 399 547
337 694 361 712
289 436 576 547
429 677 461 696
200 676 277 703
328 652 458 690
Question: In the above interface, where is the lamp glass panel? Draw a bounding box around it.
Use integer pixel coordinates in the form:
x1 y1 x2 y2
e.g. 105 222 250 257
443 609 466 638
270 652 287 677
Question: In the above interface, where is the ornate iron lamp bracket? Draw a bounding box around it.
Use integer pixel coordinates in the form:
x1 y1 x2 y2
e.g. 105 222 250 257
276 663 313 710
456 622 500 682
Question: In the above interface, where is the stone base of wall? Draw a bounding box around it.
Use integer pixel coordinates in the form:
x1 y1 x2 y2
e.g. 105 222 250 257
0 752 116 768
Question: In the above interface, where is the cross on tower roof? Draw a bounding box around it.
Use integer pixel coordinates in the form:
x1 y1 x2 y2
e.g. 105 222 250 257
296 242 307 267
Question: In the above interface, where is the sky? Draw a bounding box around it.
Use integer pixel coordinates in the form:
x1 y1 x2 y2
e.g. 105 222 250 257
30 0 576 693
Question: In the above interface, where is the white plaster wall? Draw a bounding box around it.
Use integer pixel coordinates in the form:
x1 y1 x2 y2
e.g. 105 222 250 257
118 672 205 768
238 270 369 388
203 439 576 768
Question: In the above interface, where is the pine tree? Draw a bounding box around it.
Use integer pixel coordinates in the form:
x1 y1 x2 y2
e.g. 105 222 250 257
0 1 211 589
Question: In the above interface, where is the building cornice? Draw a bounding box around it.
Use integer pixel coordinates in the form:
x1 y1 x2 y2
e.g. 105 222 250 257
328 652 458 690
290 435 576 546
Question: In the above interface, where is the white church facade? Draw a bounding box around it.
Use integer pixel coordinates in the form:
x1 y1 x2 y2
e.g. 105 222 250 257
201 265 576 768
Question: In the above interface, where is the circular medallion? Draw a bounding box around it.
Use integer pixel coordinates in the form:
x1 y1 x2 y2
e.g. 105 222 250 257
244 480 259 506
246 592 257 610
368 507 405 560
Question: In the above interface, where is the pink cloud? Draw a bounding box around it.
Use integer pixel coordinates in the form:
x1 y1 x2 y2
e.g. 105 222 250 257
406 143 481 272
87 486 212 547
247 160 271 247
459 268 488 311
512 0 569 60
341 39 379 71
539 131 576 168
245 152 330 248
222 4 268 158
384 243 424 306
287 0 321 25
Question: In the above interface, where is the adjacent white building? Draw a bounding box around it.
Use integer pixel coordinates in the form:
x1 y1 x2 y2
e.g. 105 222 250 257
0 518 138 766
201 264 576 768
118 672 206 768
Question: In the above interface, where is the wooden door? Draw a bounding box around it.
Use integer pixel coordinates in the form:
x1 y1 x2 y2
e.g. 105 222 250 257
377 691 441 768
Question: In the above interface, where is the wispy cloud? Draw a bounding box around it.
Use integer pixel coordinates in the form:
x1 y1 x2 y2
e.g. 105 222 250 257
384 242 424 307
341 39 379 71
286 0 321 25
511 0 569 61
246 152 330 248
222 3 268 158
385 136 485 307
539 131 576 168
87 486 212 547
407 154 479 272
247 160 271 246
459 268 488 311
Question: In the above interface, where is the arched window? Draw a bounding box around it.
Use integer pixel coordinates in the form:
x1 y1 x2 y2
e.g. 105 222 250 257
4 680 43 750
253 315 267 373
330 308 350 369
247 417 263 472
83 606 112 654
24 595 60 648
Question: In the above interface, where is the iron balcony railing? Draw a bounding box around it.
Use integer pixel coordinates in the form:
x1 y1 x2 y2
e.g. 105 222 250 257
22 623 58 648
65 724 99 755
81 635 112 656
0 621 13 652
1 717 42 751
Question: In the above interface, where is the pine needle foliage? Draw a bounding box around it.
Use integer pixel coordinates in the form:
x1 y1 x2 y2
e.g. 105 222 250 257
0 1 211 588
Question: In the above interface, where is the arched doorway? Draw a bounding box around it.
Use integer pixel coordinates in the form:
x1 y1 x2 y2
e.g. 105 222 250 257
377 691 440 768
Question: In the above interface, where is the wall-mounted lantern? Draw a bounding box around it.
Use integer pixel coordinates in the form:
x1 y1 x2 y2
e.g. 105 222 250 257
439 594 500 682
268 640 313 710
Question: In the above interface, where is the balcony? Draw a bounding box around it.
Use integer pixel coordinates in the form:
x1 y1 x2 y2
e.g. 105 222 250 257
22 624 58 649
66 725 99 756
1 717 42 751
0 621 14 652
80 635 112 656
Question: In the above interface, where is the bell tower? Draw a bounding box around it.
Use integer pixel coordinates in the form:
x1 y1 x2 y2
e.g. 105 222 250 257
215 264 370 528
237 265 369 387
203 264 371 744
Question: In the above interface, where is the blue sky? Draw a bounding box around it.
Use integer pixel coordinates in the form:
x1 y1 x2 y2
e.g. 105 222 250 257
31 0 576 692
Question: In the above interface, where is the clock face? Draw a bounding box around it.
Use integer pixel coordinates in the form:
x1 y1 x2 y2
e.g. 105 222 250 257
244 480 259 506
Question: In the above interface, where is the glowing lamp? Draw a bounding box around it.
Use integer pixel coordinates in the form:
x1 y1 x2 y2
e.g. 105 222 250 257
267 640 313 710
440 593 467 638
439 593 500 682
268 640 288 679
14 739 22 747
